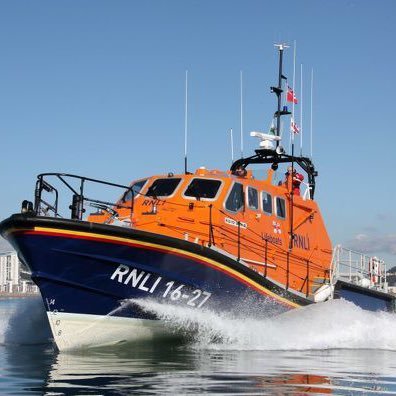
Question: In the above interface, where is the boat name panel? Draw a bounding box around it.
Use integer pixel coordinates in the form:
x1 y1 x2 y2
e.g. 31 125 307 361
225 217 247 229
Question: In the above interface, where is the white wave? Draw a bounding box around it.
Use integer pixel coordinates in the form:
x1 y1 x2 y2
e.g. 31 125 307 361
131 298 396 351
0 297 52 345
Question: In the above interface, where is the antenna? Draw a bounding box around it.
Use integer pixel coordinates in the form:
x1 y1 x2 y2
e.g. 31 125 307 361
310 68 314 159
240 70 243 158
300 63 303 156
230 128 234 164
184 70 188 174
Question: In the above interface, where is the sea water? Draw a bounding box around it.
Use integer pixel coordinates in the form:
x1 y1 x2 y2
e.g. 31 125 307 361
1 297 396 394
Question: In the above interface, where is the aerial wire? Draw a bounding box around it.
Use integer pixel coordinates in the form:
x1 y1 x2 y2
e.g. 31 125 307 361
184 70 188 174
310 68 314 159
240 70 244 158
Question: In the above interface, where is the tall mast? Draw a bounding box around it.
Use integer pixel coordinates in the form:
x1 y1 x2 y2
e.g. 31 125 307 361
231 44 318 200
272 44 290 148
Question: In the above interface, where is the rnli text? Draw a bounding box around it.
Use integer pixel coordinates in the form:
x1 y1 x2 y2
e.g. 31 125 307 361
110 264 211 308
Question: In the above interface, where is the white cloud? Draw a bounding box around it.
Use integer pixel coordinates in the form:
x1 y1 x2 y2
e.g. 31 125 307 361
346 233 396 256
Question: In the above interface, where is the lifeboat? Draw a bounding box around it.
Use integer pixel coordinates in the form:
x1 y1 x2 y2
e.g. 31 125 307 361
0 45 393 350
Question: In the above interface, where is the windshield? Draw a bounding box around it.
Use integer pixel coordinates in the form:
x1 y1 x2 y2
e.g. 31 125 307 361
225 182 244 212
146 178 182 198
184 178 222 200
122 179 147 202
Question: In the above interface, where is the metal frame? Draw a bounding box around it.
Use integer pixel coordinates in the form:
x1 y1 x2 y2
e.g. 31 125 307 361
34 173 134 220
230 150 317 199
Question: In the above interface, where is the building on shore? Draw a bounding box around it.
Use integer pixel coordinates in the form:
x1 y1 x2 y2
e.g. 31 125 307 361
0 250 38 295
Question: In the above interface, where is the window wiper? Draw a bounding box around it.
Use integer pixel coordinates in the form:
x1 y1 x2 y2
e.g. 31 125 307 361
188 185 201 201
146 185 158 199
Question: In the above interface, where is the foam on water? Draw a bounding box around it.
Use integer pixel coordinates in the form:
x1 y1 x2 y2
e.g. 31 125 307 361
132 298 396 351
0 297 52 345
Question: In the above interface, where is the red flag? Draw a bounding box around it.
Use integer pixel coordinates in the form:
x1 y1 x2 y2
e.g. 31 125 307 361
287 86 298 104
291 118 300 134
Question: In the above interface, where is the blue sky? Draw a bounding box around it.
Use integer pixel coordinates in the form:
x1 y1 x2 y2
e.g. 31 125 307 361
0 0 395 264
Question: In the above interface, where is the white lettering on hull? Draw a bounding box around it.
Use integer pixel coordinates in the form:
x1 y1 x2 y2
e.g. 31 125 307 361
109 264 211 308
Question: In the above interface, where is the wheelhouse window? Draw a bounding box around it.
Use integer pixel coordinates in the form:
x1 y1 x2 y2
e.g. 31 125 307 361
247 186 258 210
276 197 286 219
122 179 148 202
146 178 181 198
184 178 222 200
225 182 244 212
262 192 272 215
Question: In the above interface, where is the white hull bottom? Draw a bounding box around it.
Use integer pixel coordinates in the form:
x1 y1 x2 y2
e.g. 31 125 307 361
46 312 171 351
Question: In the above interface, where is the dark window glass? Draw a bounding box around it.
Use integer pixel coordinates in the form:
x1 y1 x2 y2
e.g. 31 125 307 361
276 197 286 219
185 178 222 200
247 187 258 210
225 183 244 212
122 179 147 202
262 192 272 214
146 178 181 197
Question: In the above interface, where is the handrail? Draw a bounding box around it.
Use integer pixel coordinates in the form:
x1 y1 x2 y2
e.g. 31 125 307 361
34 173 134 221
331 245 388 292
37 172 133 190
156 199 328 294
208 204 215 247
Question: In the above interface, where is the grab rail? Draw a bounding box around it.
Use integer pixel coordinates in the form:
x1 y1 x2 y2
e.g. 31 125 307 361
34 173 134 221
330 245 388 292
204 204 323 297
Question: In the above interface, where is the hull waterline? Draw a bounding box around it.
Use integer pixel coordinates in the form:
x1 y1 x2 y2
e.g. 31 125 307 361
1 214 310 350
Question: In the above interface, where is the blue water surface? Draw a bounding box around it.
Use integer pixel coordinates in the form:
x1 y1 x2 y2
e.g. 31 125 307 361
2 297 396 395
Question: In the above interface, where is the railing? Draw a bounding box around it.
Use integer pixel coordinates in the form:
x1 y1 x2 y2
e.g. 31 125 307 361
33 173 134 221
201 204 326 297
330 245 388 292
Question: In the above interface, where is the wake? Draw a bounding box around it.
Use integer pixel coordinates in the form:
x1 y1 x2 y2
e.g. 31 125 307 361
131 298 396 351
3 296 396 350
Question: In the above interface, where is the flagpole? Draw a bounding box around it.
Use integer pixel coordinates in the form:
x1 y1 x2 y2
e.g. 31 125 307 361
184 70 188 174
310 68 314 159
240 70 243 158
300 63 303 156
230 128 234 165
289 40 297 251
291 40 296 145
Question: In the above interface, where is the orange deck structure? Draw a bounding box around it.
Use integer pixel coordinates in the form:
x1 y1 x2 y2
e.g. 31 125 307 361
88 165 333 299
